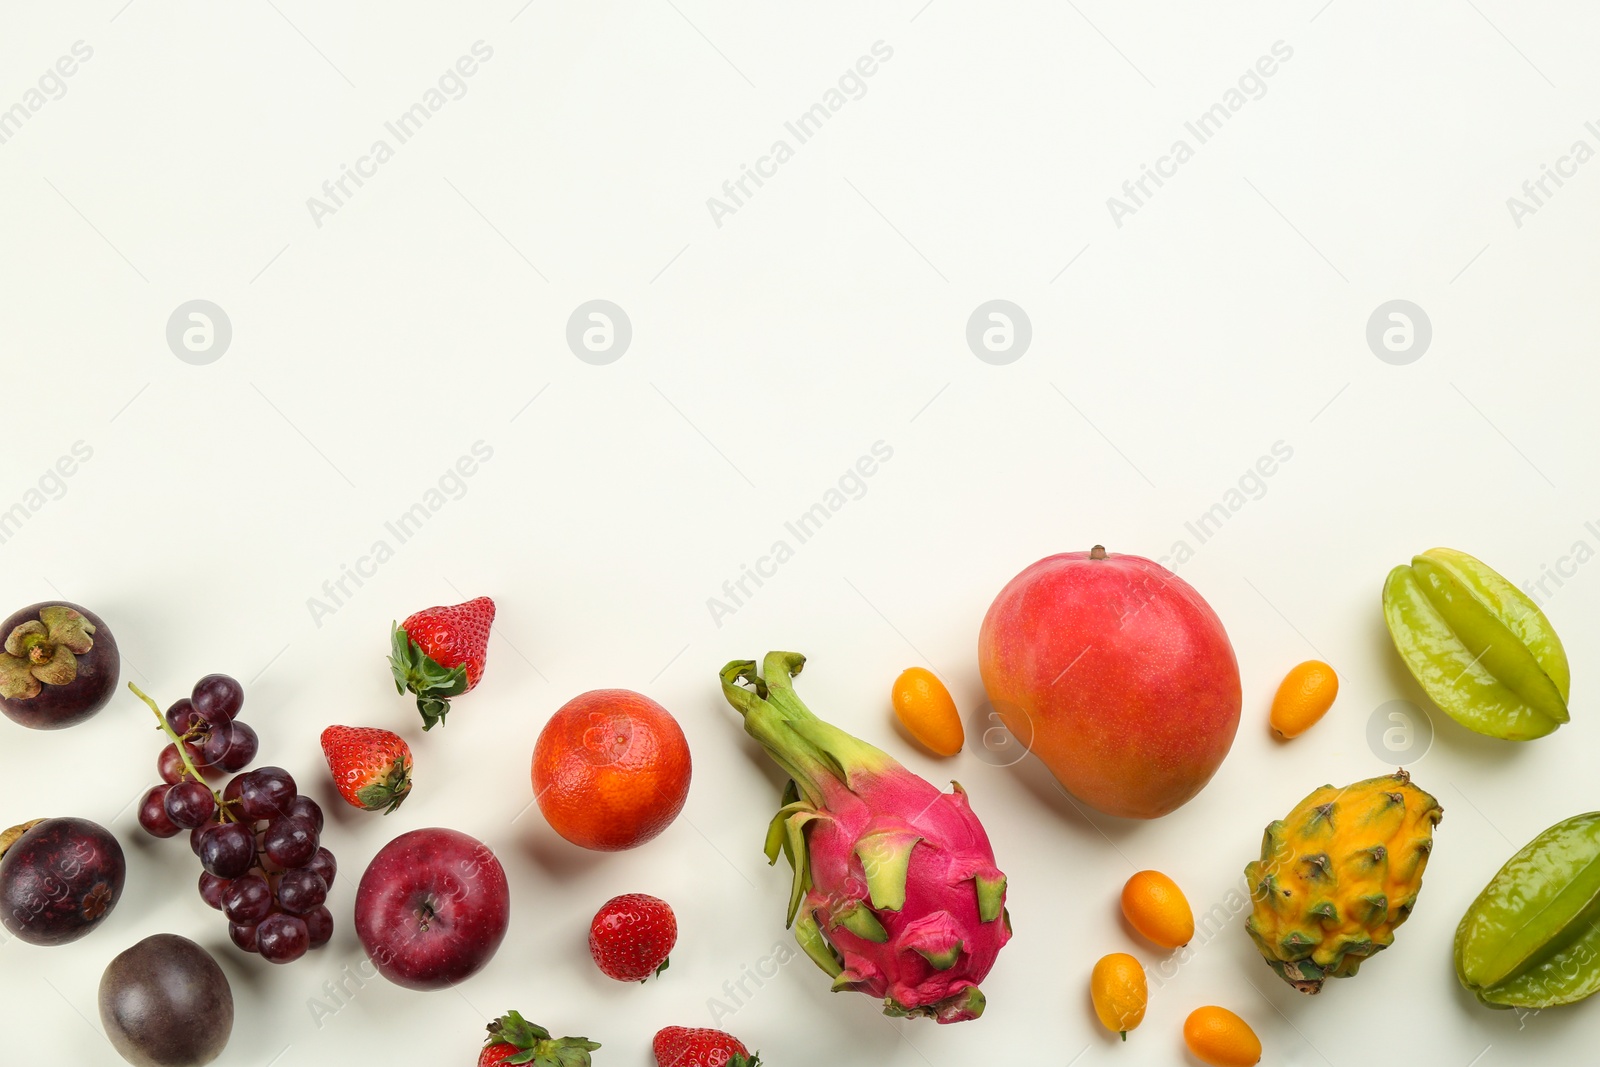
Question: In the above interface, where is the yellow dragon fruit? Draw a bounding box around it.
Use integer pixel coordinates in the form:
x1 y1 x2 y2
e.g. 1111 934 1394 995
721 653 1012 1023
1245 769 1442 993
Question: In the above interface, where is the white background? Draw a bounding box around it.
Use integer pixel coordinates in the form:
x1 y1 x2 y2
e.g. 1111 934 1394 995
4 2 1599 1064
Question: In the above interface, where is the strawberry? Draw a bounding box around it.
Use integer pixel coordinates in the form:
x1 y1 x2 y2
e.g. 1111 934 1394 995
388 595 495 729
588 893 677 982
320 726 412 814
479 1011 599 1067
652 1027 760 1067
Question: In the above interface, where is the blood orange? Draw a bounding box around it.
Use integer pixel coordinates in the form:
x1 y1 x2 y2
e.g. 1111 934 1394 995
531 689 691 852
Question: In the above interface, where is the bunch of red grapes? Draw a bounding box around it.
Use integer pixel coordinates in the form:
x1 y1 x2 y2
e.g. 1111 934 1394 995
134 674 336 965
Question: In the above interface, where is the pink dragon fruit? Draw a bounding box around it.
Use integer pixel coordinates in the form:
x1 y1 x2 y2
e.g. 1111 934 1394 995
720 652 1011 1024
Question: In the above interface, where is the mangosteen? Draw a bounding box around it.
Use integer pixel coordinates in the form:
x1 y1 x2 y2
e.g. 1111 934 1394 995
0 601 119 729
0 817 126 945
99 933 233 1067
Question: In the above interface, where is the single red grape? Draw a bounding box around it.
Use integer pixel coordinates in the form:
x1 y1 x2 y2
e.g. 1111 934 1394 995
208 721 258 773
198 871 230 910
257 912 309 964
137 786 181 839
304 905 334 948
222 873 273 926
199 823 255 879
263 817 317 869
157 744 190 785
239 767 296 821
228 921 260 953
191 674 244 724
287 795 323 834
277 868 327 915
306 847 337 890
166 697 200 735
163 781 217 830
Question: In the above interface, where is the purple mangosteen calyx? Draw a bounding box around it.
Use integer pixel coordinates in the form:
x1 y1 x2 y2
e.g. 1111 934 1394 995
0 606 96 700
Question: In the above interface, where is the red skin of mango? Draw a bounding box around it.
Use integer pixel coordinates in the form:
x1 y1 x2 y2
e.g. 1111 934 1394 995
978 550 1241 820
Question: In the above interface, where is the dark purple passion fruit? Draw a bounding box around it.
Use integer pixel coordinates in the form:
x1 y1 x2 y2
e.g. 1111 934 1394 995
99 933 233 1067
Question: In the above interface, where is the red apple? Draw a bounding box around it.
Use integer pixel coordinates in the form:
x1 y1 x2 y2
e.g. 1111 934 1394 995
354 828 509 990
979 546 1241 819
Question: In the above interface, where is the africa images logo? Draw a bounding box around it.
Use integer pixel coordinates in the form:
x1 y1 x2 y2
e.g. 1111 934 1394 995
305 42 495 228
0 41 93 148
1106 40 1294 228
705 42 894 228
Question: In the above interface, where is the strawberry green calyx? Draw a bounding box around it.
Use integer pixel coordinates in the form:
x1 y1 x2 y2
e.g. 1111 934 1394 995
482 1011 600 1067
389 623 467 730
357 758 412 815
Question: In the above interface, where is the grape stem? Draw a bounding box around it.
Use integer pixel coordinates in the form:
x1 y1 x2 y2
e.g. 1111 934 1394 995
127 681 234 823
